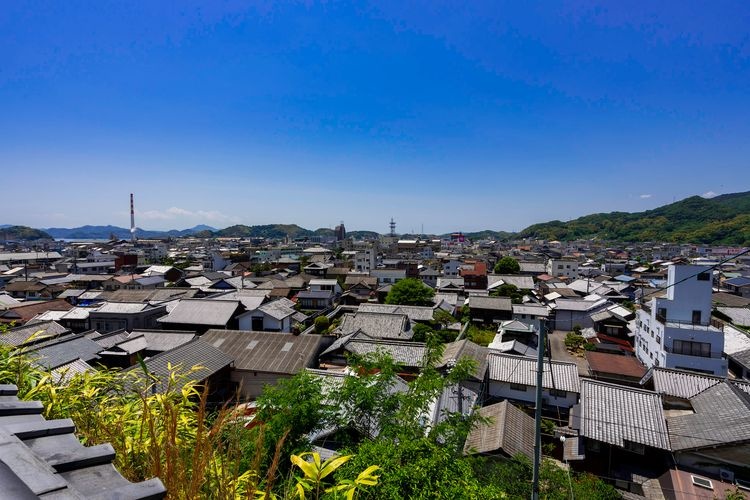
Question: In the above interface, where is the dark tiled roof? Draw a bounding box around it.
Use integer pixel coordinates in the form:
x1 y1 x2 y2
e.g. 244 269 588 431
438 339 488 381
0 384 166 498
24 335 103 370
464 400 534 459
0 321 70 347
123 338 232 394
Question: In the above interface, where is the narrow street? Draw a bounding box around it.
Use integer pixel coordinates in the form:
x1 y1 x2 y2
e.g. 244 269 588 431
547 329 590 377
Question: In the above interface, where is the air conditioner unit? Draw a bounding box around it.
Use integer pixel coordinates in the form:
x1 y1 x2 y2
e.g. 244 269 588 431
720 469 735 483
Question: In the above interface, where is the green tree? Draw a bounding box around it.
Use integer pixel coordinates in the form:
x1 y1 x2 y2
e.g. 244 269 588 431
314 315 330 334
384 278 435 306
490 283 524 303
494 256 521 274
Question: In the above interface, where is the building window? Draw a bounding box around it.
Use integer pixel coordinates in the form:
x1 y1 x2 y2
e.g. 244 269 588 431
692 310 702 324
672 339 711 357
549 389 566 398
510 383 527 392
697 272 710 281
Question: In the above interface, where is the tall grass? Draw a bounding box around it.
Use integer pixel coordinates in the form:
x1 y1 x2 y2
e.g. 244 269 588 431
0 342 378 499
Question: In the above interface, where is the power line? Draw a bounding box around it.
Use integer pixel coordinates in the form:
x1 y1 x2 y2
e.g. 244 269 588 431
639 248 750 302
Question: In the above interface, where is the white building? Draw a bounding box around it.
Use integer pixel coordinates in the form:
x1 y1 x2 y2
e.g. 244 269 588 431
547 258 579 279
354 249 377 273
635 265 727 376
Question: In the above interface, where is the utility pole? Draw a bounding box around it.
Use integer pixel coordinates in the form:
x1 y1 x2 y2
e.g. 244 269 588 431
532 319 547 500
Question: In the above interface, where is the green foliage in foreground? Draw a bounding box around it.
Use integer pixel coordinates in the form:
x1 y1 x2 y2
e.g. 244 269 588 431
0 326 620 499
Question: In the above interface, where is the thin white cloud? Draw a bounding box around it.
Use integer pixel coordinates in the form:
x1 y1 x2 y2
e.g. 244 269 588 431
138 207 240 224
701 191 718 199
639 194 652 199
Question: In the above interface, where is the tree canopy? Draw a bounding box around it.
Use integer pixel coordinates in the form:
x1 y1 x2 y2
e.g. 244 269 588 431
384 278 435 306
494 256 521 274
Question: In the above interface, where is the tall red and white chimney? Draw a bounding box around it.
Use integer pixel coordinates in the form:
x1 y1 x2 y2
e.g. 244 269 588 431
130 193 136 243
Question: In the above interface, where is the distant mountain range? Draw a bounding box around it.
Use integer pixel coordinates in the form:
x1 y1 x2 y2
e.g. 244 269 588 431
3 190 750 244
517 191 750 245
41 224 218 240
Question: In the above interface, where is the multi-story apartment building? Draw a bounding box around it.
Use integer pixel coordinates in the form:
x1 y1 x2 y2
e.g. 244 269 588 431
547 258 579 279
635 265 727 376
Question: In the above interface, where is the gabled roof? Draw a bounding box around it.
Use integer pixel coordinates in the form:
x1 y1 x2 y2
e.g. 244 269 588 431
357 303 435 321
124 338 233 394
133 329 196 352
24 335 103 369
512 304 549 317
438 339 488 380
341 338 427 368
467 296 512 312
577 379 670 450
202 329 322 374
337 312 412 340
487 275 535 290
488 352 580 393
668 381 750 451
463 400 534 459
641 367 724 400
0 320 70 347
156 299 241 326
257 299 296 320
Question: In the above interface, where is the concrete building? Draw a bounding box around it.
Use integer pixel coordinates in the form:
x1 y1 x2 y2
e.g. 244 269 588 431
547 258 579 279
635 265 727 376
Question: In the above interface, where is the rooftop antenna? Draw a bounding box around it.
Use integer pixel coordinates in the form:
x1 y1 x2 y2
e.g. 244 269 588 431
389 217 396 237
130 193 137 244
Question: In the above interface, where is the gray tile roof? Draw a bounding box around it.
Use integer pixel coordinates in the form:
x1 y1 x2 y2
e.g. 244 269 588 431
0 384 165 498
0 321 70 347
463 400 534 459
438 339 488 381
344 339 427 368
156 299 241 326
668 381 750 451
357 303 436 321
133 329 196 352
51 358 94 384
258 299 296 320
487 275 535 290
578 379 670 450
467 296 512 312
93 302 152 314
337 312 412 340
201 329 322 374
488 352 580 394
25 335 103 369
512 304 549 317
123 338 233 394
643 367 723 400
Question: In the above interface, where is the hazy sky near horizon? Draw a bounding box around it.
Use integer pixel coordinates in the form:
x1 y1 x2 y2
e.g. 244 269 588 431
2 1 749 233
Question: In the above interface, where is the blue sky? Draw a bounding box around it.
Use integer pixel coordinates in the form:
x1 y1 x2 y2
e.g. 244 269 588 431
2 1 749 233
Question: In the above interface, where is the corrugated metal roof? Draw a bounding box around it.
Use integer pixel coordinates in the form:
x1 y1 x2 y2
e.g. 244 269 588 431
579 379 670 450
488 352 580 393
201 329 322 374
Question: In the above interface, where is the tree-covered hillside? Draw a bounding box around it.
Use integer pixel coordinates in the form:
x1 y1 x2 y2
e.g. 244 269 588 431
0 225 53 241
517 191 750 245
